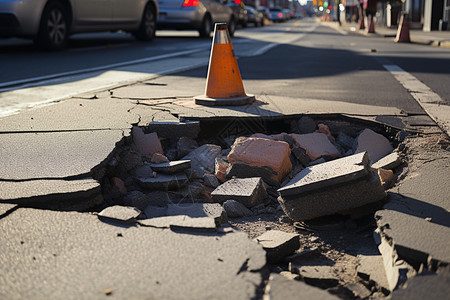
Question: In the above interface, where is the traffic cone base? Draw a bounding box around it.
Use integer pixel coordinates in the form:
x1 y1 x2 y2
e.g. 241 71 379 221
195 23 254 106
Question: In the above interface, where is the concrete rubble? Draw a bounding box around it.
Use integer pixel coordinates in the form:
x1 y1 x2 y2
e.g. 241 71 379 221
211 177 268 208
1 85 449 299
254 230 300 263
278 152 387 221
227 137 292 185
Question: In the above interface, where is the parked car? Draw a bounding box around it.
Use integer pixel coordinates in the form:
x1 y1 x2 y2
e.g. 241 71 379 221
282 8 294 20
0 0 158 50
245 6 263 27
157 0 236 37
227 0 248 28
269 7 284 23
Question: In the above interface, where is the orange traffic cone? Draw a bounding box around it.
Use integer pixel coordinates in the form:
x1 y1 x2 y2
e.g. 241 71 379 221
359 15 365 30
395 13 410 43
194 23 255 106
367 16 375 33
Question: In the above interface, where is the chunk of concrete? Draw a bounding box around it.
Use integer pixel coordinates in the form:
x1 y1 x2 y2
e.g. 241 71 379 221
357 254 390 292
291 147 311 167
226 162 279 187
227 137 292 185
354 129 394 163
182 144 222 178
145 121 200 139
290 132 341 161
150 160 191 174
254 230 300 263
371 152 402 170
166 203 228 225
390 270 450 300
139 215 217 232
278 152 386 221
211 177 268 208
132 127 163 158
134 164 154 178
215 157 228 182
290 116 317 134
203 173 220 188
336 131 355 150
98 205 142 223
291 265 339 289
266 273 339 300
137 173 188 190
375 210 450 268
223 200 254 218
150 153 169 164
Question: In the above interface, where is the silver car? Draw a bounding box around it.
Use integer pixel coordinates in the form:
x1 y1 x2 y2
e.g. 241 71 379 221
157 0 236 37
0 0 158 50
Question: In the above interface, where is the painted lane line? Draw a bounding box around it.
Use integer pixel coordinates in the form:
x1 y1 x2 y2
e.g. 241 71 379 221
384 64 450 135
0 47 207 92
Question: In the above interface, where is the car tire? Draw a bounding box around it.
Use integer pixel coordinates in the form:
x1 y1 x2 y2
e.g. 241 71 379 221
35 1 69 50
228 16 236 37
133 3 156 41
199 15 212 38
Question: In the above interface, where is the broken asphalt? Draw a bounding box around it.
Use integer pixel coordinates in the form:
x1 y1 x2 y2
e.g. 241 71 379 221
1 46 449 299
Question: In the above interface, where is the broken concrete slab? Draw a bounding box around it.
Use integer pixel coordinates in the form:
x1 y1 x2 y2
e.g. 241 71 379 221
139 215 218 232
150 160 191 174
132 127 163 158
375 234 416 291
145 121 200 139
226 162 279 187
137 173 188 190
0 207 266 299
98 205 142 223
375 209 450 268
290 132 341 161
266 273 339 300
278 152 386 221
182 144 222 178
279 152 370 197
291 265 339 289
354 129 394 163
223 200 254 218
0 130 124 180
371 152 402 170
342 282 372 299
357 254 390 292
211 177 268 208
390 269 450 300
254 230 300 263
0 178 102 211
384 159 450 227
227 137 292 185
166 203 228 225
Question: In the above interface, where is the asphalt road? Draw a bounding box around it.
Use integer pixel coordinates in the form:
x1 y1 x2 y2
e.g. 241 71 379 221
1 18 449 117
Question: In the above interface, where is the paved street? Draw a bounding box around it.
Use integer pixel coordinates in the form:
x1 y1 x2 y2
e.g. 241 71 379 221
1 17 449 299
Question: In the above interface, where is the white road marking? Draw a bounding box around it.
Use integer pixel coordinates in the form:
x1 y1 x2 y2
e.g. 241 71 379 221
384 64 450 135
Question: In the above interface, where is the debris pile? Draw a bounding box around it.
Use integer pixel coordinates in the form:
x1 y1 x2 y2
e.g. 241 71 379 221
99 116 409 299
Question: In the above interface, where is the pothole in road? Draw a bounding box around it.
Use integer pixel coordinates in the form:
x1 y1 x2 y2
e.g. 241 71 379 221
97 115 413 299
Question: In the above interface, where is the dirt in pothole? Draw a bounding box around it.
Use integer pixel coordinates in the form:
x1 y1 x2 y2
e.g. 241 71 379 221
98 114 449 299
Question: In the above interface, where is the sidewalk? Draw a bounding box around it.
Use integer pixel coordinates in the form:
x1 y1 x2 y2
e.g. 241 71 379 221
326 19 450 47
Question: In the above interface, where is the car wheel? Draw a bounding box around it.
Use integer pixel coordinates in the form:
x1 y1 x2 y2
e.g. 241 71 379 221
228 17 236 37
134 3 156 41
35 1 69 50
199 15 212 38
